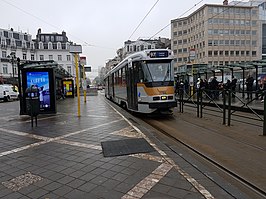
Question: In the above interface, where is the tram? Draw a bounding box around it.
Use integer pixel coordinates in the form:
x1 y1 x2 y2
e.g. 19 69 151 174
104 49 177 114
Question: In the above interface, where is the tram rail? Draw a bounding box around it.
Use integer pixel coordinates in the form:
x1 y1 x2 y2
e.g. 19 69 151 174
142 114 266 198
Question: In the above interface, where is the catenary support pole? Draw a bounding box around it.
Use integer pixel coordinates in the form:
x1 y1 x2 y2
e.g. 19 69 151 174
75 53 81 117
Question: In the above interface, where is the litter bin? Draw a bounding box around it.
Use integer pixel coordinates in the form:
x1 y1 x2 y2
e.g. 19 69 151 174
25 85 40 126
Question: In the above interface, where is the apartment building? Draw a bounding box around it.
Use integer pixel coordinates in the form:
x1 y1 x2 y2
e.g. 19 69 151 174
0 28 35 83
123 37 171 59
34 28 75 76
171 0 260 72
0 28 77 84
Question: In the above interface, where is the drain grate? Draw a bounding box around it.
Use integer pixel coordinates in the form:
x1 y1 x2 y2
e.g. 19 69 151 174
101 138 155 157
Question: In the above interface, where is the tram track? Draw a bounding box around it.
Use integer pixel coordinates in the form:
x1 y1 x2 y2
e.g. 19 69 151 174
140 112 266 198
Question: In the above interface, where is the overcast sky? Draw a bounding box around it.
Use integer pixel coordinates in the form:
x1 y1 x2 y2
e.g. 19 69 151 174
0 0 223 78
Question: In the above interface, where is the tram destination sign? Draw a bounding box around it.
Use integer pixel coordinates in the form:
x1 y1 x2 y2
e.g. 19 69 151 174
149 51 168 58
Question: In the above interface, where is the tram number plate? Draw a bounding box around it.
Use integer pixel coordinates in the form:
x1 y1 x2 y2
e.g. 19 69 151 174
150 51 168 58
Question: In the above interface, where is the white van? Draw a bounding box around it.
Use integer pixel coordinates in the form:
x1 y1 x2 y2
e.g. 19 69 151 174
0 84 19 102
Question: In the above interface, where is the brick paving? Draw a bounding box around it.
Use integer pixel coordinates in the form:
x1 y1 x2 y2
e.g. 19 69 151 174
0 92 247 199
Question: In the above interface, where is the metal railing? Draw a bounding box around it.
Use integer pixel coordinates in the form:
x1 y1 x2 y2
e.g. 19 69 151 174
177 88 265 136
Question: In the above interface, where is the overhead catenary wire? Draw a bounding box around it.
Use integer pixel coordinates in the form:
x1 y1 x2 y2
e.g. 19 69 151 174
0 0 115 50
128 0 160 40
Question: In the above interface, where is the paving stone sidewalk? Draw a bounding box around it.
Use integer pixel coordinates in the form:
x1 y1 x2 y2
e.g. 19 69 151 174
0 93 244 199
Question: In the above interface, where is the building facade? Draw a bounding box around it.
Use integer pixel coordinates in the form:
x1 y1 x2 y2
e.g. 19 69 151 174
0 28 35 84
171 1 260 71
0 28 76 84
123 37 171 59
33 28 75 77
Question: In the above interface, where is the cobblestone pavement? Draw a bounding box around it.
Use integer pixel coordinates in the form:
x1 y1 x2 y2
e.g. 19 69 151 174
0 92 247 199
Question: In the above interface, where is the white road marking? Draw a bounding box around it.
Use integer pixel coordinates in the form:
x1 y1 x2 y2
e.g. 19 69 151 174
106 101 215 199
122 163 173 199
0 119 122 157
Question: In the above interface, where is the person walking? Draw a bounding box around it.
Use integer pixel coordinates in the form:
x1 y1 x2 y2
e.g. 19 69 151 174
245 75 254 100
231 76 237 98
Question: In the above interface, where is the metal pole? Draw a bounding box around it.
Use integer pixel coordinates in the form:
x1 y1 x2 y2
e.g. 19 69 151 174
197 88 199 117
17 58 23 115
227 89 231 126
75 53 81 117
83 64 86 103
263 91 266 136
222 89 226 125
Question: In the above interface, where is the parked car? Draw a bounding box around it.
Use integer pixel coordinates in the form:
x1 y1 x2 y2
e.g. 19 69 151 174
0 84 19 102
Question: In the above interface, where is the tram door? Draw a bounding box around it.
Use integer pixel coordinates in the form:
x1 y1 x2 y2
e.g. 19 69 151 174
126 64 138 111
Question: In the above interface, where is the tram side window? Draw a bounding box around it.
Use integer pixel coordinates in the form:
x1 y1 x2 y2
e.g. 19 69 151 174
137 62 144 83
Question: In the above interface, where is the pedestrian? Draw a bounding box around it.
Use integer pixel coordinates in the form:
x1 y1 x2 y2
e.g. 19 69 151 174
210 77 219 99
245 75 254 100
230 76 237 98
260 79 266 103
224 79 231 90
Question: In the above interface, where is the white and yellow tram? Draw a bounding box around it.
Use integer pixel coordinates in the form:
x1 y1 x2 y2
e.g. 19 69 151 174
104 49 177 114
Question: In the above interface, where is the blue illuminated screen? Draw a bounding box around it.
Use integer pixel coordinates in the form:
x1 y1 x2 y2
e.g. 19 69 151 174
26 71 50 110
149 51 168 58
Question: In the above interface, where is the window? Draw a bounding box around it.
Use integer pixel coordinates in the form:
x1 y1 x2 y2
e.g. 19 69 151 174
2 51 6 58
214 51 218 56
235 51 240 56
67 66 72 74
241 51 245 56
252 51 256 56
40 55 44 61
178 49 182 53
58 55 62 61
178 31 182 36
31 54 34 60
67 55 71 61
23 53 27 60
252 40 257 46
49 55 53 60
230 51 234 56
48 42 52 49
208 51 212 57
246 51 250 56
219 51 223 55
3 64 8 74
225 51 229 56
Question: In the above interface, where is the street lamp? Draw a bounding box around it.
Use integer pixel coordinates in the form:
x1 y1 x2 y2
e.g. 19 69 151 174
7 52 17 84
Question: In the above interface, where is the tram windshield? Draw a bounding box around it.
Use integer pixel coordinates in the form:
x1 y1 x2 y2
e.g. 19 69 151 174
142 61 174 82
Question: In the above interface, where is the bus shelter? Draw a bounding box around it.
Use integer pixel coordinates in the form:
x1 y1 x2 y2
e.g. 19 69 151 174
18 60 72 115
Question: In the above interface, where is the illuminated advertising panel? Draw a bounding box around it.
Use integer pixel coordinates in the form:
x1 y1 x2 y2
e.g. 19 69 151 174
21 68 56 114
63 80 74 97
26 71 50 111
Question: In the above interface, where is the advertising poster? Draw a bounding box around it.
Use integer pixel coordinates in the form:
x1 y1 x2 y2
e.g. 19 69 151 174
63 80 73 97
26 71 50 111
